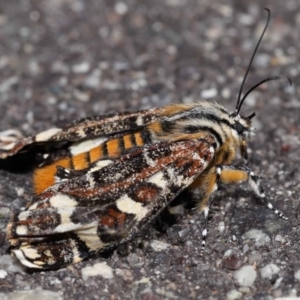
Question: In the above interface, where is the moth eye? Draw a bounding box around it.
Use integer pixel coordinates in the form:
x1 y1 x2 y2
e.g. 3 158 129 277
235 123 244 134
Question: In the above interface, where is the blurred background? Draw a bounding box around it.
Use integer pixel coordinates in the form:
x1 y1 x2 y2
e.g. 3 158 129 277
0 1 298 130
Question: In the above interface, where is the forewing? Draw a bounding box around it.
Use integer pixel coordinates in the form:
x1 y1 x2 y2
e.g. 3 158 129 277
7 137 215 269
0 108 163 159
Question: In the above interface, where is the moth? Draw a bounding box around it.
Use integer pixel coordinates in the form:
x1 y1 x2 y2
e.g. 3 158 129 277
0 9 290 269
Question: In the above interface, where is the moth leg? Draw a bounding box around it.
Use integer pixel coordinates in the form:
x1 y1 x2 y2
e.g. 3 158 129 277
240 140 248 164
194 164 287 254
217 165 287 220
190 169 220 253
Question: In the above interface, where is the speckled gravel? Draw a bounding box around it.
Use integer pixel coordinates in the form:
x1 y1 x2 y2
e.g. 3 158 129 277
0 1 299 299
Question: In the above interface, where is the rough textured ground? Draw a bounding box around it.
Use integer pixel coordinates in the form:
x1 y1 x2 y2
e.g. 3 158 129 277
0 0 299 299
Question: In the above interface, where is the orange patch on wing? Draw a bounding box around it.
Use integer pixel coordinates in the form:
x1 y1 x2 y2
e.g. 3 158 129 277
72 153 89 170
107 139 121 157
220 170 248 184
134 132 144 146
33 158 71 195
89 146 103 163
123 134 133 149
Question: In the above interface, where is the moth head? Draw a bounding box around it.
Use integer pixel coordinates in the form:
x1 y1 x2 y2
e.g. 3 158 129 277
230 111 255 140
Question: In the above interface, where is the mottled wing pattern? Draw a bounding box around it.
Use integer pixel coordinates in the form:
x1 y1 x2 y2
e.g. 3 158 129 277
7 137 215 269
0 108 163 159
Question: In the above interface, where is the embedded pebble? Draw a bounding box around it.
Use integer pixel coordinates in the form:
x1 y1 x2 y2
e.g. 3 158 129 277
73 89 90 102
226 289 243 300
222 254 243 270
168 204 184 215
224 249 233 257
260 264 280 280
248 252 262 265
150 240 170 251
221 88 231 99
15 187 24 197
81 262 114 281
115 268 134 283
0 207 11 229
233 265 257 287
0 289 63 300
273 277 283 289
178 228 190 242
0 76 19 93
274 297 300 300
242 229 270 246
84 70 101 89
218 221 225 234
127 253 144 268
237 13 254 25
243 244 249 253
0 269 7 278
165 0 187 7
200 88 218 99
238 287 250 294
51 61 69 74
0 255 26 273
72 62 90 74
115 2 128 15
294 270 300 281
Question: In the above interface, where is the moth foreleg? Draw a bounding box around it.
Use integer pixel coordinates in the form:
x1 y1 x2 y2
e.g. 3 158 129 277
240 140 248 164
193 164 287 254
218 165 287 220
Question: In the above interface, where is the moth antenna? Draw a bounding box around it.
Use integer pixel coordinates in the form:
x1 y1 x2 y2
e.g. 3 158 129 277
238 76 292 110
235 8 271 114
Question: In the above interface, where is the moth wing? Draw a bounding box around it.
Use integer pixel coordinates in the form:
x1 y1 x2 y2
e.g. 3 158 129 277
7 137 215 269
0 108 163 159
54 158 114 183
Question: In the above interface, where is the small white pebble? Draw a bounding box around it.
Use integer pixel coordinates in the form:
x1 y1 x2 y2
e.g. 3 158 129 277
218 222 225 234
81 262 114 281
260 264 280 280
294 270 300 281
242 229 270 246
233 265 257 287
115 2 128 15
226 289 243 300
0 269 7 279
201 88 218 99
15 187 25 197
72 62 90 74
150 240 170 252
